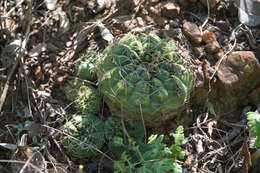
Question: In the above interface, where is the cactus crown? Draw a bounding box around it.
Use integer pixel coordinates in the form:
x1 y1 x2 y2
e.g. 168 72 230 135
98 33 194 125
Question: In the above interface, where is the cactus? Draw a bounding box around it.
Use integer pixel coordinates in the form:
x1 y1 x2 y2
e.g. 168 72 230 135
64 79 101 114
104 116 146 155
104 116 125 155
97 33 194 125
62 114 105 158
104 116 124 140
76 52 99 81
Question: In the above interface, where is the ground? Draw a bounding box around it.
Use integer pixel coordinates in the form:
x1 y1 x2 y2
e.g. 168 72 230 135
0 0 260 173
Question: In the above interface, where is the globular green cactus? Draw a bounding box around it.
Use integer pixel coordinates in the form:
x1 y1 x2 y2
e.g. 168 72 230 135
64 79 84 102
75 52 99 81
104 116 124 140
97 33 194 125
64 79 101 114
62 114 105 158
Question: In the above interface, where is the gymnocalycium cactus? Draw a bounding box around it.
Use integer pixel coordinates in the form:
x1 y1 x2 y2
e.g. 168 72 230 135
64 79 101 114
76 52 99 81
98 33 194 125
104 116 145 155
104 116 125 155
62 114 105 158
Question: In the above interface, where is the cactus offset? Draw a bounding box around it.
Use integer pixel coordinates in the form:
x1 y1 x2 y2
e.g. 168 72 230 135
62 114 105 158
76 52 99 81
98 33 194 125
64 79 101 114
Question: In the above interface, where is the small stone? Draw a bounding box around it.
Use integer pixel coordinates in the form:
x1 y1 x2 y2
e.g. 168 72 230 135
34 66 43 80
183 21 202 44
169 20 180 28
155 17 168 27
144 15 154 24
194 47 204 56
29 43 47 57
205 41 220 54
217 51 260 86
202 31 217 44
161 1 180 18
200 0 220 8
43 63 52 69
148 6 161 16
56 75 67 86
66 41 73 47
87 1 96 9
213 50 224 60
136 17 146 27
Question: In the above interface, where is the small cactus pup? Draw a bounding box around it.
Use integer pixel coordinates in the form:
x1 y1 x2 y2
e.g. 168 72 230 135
64 79 101 114
62 114 105 158
75 52 100 81
98 33 194 126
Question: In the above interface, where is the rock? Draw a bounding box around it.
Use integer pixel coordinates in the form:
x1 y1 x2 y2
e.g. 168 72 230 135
217 51 260 86
155 17 168 27
161 1 180 18
56 75 67 86
135 17 146 27
66 41 73 47
183 21 202 44
213 50 224 60
194 46 204 56
87 1 96 9
205 41 221 54
143 15 154 24
123 20 136 30
213 51 260 113
169 20 181 28
34 66 43 80
148 6 161 16
202 31 216 44
200 0 220 8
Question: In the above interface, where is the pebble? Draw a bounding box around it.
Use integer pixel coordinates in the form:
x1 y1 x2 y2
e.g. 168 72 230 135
161 1 180 18
202 31 217 44
194 46 204 56
217 51 260 86
213 50 224 60
183 21 202 44
34 66 43 80
205 41 221 54
149 6 161 16
66 41 73 47
155 17 168 27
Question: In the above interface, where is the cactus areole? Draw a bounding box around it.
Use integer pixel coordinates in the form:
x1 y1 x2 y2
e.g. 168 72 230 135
98 33 194 125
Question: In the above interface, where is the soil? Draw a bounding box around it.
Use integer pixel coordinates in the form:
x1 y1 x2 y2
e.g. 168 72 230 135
0 0 260 173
